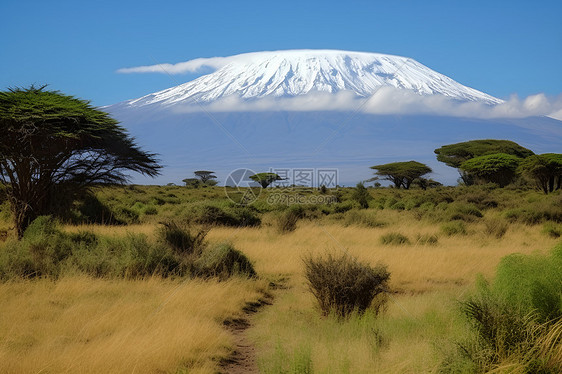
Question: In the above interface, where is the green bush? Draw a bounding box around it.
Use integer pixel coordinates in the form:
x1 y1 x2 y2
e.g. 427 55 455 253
343 210 385 228
0 216 188 280
443 245 562 373
447 203 483 222
195 243 256 280
142 205 158 215
441 221 467 236
186 203 261 227
303 252 390 317
503 200 562 225
351 182 371 209
157 221 208 256
380 232 410 245
493 246 562 322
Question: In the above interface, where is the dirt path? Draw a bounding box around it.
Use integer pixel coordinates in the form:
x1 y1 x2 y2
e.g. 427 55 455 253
220 280 287 374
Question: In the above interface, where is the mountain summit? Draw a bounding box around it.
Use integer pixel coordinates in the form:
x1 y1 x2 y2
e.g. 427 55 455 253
122 50 502 108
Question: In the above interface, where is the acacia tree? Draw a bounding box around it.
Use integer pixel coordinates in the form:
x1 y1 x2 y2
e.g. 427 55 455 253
370 161 432 189
193 170 217 184
518 154 562 193
459 153 521 187
434 139 533 185
0 86 161 238
249 172 282 188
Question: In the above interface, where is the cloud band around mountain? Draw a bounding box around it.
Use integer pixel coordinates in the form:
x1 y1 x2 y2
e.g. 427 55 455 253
171 88 562 122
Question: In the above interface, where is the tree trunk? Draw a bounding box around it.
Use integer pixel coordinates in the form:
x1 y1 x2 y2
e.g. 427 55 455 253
10 198 37 239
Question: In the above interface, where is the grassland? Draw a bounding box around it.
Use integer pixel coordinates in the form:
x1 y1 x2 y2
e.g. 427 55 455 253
0 185 560 373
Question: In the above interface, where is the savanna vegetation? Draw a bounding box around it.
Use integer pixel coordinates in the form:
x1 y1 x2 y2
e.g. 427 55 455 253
0 182 561 373
1 88 560 373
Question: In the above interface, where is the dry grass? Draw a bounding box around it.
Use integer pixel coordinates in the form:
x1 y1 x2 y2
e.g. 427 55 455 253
0 276 267 374
1 209 558 373
207 213 555 293
203 214 557 373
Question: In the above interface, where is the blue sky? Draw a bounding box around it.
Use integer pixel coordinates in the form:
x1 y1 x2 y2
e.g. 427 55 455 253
1 0 561 107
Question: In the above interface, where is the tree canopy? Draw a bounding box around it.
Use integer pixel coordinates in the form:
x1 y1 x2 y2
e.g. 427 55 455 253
370 161 432 189
459 153 521 187
518 153 562 193
193 170 217 183
0 86 161 237
434 139 534 168
434 139 533 185
249 172 282 188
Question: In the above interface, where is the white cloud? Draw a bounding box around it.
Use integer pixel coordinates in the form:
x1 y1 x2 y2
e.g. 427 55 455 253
116 56 234 74
172 88 562 121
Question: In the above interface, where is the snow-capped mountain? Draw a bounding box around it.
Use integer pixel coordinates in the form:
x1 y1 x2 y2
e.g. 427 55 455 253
107 50 561 186
121 50 502 108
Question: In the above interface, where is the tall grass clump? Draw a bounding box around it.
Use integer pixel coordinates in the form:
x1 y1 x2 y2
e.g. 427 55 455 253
303 252 390 318
483 218 508 238
442 245 562 373
275 208 300 234
441 221 467 236
195 243 256 280
157 221 208 256
380 232 410 245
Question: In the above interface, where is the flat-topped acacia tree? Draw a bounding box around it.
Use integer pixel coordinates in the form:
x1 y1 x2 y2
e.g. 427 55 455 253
249 172 282 188
193 170 217 183
370 161 432 189
0 86 161 238
434 139 534 185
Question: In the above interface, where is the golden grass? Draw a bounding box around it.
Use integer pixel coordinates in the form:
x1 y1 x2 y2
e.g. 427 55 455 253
0 276 267 374
207 214 556 293
203 214 557 373
2 210 558 373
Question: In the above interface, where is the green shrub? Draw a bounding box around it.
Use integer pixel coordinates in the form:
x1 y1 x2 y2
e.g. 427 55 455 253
142 205 158 215
503 202 562 225
343 210 385 228
493 246 562 322
380 232 410 245
113 206 140 224
447 203 483 222
332 202 353 214
389 201 406 211
157 221 207 256
443 245 562 373
195 243 256 280
303 252 390 317
441 221 467 236
351 182 371 209
186 203 261 227
0 216 189 280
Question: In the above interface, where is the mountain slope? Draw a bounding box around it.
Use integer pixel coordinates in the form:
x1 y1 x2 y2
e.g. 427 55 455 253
107 50 561 186
121 50 502 108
